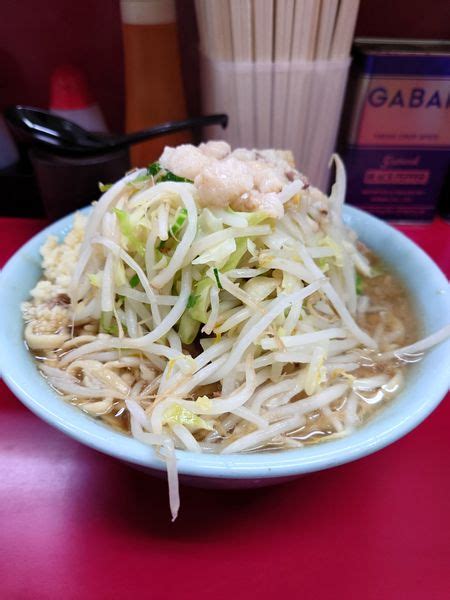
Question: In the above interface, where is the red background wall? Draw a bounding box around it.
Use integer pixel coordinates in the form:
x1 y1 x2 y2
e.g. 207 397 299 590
1 0 449 132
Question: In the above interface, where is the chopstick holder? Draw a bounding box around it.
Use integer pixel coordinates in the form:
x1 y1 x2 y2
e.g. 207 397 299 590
200 55 351 191
301 58 351 189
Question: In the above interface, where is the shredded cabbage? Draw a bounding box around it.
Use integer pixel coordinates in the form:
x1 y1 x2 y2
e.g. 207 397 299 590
113 208 145 255
163 404 213 432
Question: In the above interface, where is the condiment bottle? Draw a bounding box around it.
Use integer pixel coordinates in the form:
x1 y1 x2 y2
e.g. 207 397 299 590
50 65 108 132
121 0 189 167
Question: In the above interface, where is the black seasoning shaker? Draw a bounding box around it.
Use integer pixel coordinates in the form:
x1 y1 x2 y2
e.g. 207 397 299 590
29 147 130 221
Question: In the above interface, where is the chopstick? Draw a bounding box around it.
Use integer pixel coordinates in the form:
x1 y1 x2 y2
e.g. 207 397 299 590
253 0 274 147
315 0 340 60
330 0 361 59
253 0 274 61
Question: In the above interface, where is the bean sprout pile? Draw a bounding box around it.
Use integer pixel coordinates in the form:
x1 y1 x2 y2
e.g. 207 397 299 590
22 146 450 519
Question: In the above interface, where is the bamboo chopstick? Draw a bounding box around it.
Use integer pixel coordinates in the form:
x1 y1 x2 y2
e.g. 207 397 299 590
315 0 340 60
253 0 274 147
330 0 361 58
253 0 274 61
271 0 295 147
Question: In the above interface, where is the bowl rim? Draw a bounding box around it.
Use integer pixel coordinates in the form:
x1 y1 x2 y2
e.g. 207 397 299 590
1 205 449 480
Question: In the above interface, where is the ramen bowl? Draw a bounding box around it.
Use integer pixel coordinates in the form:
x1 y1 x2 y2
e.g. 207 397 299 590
0 206 449 488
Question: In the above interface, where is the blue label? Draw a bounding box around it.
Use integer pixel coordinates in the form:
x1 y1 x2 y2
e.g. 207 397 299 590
358 54 450 77
343 147 450 221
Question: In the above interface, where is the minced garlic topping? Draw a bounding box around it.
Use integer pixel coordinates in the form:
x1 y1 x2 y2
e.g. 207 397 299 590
159 141 307 219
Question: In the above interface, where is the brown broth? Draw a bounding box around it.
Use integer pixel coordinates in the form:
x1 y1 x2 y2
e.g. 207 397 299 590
357 252 418 346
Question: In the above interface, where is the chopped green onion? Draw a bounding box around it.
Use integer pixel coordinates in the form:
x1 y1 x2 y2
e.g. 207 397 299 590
213 267 222 289
355 273 363 295
147 162 193 183
187 293 199 309
98 182 112 192
129 274 140 288
147 162 162 176
161 171 193 183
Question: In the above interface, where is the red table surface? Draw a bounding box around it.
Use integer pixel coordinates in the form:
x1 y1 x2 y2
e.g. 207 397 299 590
1 217 449 600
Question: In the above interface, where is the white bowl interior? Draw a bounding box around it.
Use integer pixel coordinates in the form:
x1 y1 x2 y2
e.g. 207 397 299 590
0 206 449 481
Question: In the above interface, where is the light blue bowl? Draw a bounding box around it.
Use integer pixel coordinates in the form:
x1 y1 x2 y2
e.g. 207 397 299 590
1 206 449 488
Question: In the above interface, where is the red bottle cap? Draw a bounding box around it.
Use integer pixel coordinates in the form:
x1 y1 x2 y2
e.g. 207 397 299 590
50 65 94 110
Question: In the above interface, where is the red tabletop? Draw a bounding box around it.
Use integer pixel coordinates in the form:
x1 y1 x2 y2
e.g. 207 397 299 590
1 217 449 600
